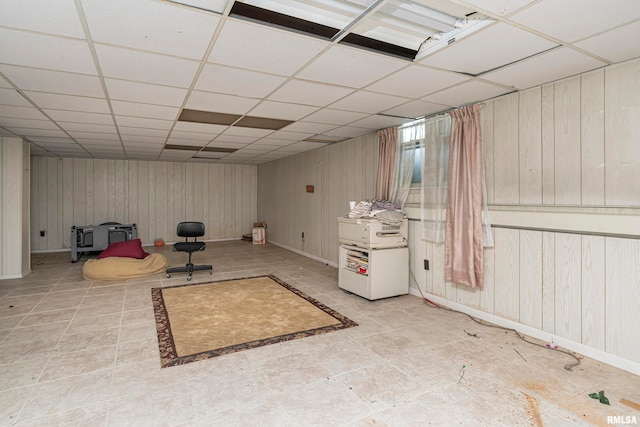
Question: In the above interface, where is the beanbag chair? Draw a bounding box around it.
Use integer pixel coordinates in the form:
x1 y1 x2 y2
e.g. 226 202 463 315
83 252 168 280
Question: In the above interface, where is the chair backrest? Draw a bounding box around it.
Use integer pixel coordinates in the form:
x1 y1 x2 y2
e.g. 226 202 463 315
176 221 205 239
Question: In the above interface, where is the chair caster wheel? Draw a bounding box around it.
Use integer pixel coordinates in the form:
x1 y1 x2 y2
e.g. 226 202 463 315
166 273 171 278
187 276 192 281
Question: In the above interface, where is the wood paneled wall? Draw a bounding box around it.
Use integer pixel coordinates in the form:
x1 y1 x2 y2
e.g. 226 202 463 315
258 133 378 263
408 58 640 370
30 158 257 251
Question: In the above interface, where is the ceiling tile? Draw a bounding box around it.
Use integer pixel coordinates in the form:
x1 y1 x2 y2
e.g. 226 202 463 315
423 80 513 106
195 64 287 98
24 92 110 114
481 47 607 90
457 0 536 17
0 89 32 107
265 130 314 141
209 134 258 144
420 23 557 75
104 79 188 106
0 29 96 74
282 121 338 134
223 127 274 138
0 105 47 120
172 121 228 134
303 108 368 126
0 66 104 98
366 64 469 98
268 80 354 107
119 127 171 138
44 110 113 125
296 45 407 88
509 0 640 43
82 0 220 60
574 20 640 63
348 115 409 129
322 126 370 139
58 122 118 134
0 0 85 38
114 116 174 130
248 101 318 121
185 91 260 115
110 101 180 120
382 100 450 118
96 45 200 87
0 117 58 130
208 19 328 75
6 128 68 138
329 91 410 114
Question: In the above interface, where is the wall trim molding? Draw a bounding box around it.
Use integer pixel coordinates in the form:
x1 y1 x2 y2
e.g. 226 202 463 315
269 240 338 268
404 206 640 238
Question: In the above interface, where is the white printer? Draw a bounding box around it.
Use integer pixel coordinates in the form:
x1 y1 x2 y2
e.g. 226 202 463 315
337 216 407 249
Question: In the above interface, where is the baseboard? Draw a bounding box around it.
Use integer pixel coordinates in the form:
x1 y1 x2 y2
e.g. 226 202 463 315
268 241 338 268
0 269 31 280
408 288 640 377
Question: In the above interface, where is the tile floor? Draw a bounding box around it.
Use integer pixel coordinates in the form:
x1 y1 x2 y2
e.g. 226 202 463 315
0 241 639 426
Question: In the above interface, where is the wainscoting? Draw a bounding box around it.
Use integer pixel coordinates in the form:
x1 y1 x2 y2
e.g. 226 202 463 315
30 157 257 251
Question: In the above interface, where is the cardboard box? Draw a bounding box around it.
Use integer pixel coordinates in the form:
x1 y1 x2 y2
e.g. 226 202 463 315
252 223 265 244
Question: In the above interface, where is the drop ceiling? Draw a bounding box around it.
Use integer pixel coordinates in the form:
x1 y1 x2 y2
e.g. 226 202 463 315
0 0 638 164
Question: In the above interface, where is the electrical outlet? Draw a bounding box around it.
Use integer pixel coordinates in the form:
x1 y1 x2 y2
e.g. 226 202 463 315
424 259 429 270
40 230 46 237
301 232 305 239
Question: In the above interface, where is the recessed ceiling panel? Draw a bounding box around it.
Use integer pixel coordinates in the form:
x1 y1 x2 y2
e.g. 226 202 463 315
0 29 96 74
24 92 110 114
104 79 189 106
111 101 179 120
482 47 607 90
248 101 318 121
423 79 512 106
456 0 535 17
0 117 57 130
268 80 354 107
329 91 410 114
366 64 468 98
509 0 640 43
574 20 640 64
303 108 368 125
420 23 557 75
115 116 174 130
0 89 32 107
82 0 221 59
96 45 200 88
296 45 407 88
0 66 104 98
382 99 449 118
0 0 85 38
208 19 328 76
0 105 47 120
348 114 408 129
185 91 260 115
195 64 287 98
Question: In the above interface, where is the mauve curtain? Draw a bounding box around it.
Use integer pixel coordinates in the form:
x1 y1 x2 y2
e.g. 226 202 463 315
445 104 484 288
375 127 397 200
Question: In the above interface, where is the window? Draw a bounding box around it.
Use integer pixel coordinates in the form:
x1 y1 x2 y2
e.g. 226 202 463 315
397 118 425 185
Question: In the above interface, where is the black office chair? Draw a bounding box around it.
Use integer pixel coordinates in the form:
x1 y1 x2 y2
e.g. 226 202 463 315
165 221 213 281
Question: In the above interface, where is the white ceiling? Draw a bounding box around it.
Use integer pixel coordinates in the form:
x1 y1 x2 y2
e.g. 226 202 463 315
0 0 638 164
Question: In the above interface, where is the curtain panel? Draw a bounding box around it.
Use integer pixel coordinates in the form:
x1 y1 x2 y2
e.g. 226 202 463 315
375 127 397 201
420 114 451 243
445 104 485 288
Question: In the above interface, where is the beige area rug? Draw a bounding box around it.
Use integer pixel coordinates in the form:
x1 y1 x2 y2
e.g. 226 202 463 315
152 275 358 367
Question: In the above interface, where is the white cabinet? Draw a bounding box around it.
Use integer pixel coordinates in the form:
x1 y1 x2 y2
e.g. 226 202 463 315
338 244 409 300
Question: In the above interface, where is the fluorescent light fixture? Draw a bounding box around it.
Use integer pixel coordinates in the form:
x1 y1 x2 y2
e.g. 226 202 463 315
414 18 494 61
